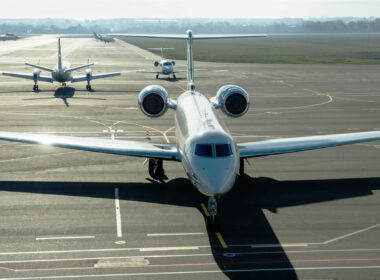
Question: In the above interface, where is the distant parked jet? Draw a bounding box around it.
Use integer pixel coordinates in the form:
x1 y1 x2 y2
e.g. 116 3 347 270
0 33 19 41
1 38 126 91
93 32 115 43
138 48 186 79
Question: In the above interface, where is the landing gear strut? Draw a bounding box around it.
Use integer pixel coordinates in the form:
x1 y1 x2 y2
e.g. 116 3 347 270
33 84 39 92
173 74 176 79
148 158 167 181
206 197 220 231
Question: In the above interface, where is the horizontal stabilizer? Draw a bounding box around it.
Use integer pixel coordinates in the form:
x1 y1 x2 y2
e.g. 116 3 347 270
65 63 95 73
25 63 53 73
71 72 121 83
110 34 266 40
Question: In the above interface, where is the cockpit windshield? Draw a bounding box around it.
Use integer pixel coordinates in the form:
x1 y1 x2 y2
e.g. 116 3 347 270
194 144 232 157
216 144 232 157
163 62 171 66
194 144 212 157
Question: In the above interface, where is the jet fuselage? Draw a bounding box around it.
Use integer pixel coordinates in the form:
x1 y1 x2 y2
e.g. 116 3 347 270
175 90 239 197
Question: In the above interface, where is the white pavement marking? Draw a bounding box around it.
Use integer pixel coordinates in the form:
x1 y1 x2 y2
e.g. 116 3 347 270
114 188 122 238
147 233 204 237
140 246 199 252
36 236 95 241
314 222 380 245
1 266 380 279
2 248 380 265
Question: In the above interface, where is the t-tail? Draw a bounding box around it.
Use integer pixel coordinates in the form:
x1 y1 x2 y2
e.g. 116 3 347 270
186 30 195 91
58 38 62 72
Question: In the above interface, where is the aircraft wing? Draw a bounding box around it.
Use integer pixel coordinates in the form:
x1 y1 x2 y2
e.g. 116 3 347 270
71 72 121 83
238 131 380 158
0 131 180 161
65 63 95 73
137 70 161 74
1 72 53 83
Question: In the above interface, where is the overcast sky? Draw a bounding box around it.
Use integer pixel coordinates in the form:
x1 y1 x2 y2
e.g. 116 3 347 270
1 0 379 19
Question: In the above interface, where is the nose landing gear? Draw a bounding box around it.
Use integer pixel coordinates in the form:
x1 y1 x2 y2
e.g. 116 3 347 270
206 197 220 231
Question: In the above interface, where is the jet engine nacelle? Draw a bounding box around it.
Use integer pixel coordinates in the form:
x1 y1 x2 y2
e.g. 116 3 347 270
138 85 171 117
154 61 159 67
33 69 41 79
86 68 92 79
215 85 250 117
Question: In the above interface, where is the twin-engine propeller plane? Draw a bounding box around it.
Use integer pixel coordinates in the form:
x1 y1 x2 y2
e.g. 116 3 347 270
1 38 125 91
0 30 380 230
138 47 186 79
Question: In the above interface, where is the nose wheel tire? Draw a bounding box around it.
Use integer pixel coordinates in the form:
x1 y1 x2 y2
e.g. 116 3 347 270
206 197 220 231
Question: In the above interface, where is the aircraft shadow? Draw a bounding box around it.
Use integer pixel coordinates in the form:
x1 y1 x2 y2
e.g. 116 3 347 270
21 87 107 105
0 176 379 279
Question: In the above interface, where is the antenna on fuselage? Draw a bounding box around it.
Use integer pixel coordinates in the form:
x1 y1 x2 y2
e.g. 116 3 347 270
57 37 62 72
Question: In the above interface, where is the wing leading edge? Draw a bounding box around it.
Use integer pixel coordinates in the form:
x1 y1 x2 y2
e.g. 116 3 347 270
238 131 380 158
0 132 180 161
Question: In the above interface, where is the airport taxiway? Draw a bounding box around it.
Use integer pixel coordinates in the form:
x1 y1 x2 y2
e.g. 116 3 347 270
0 35 379 279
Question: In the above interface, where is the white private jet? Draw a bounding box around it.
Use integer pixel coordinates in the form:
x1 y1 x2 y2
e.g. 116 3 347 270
1 38 124 91
138 47 186 79
0 30 379 230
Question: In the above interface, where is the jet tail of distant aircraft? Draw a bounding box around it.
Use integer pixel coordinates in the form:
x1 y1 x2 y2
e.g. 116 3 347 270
109 32 266 91
58 37 62 72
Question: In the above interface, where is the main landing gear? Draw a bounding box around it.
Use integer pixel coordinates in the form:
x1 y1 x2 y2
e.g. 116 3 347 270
206 197 220 231
156 74 159 79
173 74 176 79
148 158 167 181
86 84 92 91
33 84 39 92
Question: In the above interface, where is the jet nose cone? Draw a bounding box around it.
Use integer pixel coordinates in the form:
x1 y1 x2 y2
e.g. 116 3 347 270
195 163 237 197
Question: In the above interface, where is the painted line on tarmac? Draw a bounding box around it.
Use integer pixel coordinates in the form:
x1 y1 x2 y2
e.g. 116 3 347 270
200 203 228 249
1 258 380 276
147 233 204 237
251 243 308 248
139 246 199 252
36 236 95 241
309 222 380 245
114 188 122 238
1 266 380 279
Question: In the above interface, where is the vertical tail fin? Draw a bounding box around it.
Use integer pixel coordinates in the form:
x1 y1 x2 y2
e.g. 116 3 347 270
186 30 195 91
58 38 62 72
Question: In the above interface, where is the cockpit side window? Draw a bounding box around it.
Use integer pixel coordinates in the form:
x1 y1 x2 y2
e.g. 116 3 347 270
216 144 232 157
194 144 213 157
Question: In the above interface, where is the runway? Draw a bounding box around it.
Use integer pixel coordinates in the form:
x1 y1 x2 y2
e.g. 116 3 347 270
0 35 379 279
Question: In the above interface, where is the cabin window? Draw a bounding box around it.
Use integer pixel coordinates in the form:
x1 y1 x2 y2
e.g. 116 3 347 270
194 144 213 157
216 144 232 157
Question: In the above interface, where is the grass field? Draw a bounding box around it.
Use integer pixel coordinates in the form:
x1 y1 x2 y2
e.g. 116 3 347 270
118 33 380 64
